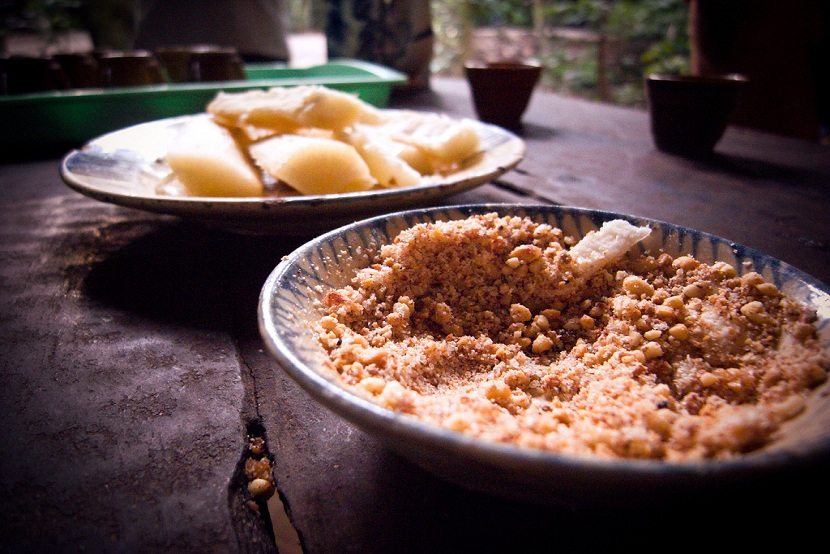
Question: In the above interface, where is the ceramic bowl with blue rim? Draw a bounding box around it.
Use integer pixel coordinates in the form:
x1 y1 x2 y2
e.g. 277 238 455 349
258 204 830 506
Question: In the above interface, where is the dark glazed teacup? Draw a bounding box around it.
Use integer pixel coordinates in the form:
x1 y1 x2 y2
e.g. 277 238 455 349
646 73 748 157
53 52 100 89
155 45 244 83
464 60 542 131
0 55 70 95
97 50 166 87
187 47 245 82
154 46 194 83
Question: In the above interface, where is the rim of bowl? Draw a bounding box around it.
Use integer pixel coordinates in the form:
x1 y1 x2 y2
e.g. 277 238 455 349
647 72 748 85
465 59 542 71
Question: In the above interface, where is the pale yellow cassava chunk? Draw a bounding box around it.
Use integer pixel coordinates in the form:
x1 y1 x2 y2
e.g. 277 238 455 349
235 123 281 143
354 124 435 175
374 111 480 171
342 129 421 188
395 142 434 175
350 122 432 174
166 118 263 197
207 85 375 132
249 135 376 195
207 88 301 133
294 86 379 130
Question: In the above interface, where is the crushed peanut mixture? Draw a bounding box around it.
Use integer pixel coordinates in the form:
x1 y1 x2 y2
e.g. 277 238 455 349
316 213 828 461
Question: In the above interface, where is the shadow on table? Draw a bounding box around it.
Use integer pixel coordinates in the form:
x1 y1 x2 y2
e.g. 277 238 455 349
516 122 557 141
333 445 828 553
273 418 830 554
82 221 309 332
649 149 829 186
0 142 76 165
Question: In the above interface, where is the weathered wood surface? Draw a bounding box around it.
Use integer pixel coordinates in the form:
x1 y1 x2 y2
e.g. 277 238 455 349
1 76 828 552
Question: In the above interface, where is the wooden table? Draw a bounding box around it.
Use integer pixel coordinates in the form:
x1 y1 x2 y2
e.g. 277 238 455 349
2 76 829 552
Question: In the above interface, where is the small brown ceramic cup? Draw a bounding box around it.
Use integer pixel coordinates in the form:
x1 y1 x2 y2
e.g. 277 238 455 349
97 50 166 87
646 73 748 157
464 60 542 131
187 47 245 82
0 55 70 95
154 46 194 82
53 52 100 89
155 45 244 83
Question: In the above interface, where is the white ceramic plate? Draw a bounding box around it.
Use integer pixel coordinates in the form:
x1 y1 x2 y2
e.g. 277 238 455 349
259 204 830 506
59 112 524 235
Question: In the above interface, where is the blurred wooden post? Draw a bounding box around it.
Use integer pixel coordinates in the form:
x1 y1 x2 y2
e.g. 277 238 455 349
687 0 824 140
596 9 611 102
532 0 546 59
459 2 472 64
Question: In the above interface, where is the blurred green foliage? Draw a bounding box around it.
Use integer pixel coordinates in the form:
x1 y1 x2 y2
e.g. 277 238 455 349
1 0 135 51
432 0 690 106
2 0 689 107
1 0 83 38
465 0 533 27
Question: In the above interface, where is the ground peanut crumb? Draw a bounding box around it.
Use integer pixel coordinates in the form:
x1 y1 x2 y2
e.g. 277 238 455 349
316 214 829 461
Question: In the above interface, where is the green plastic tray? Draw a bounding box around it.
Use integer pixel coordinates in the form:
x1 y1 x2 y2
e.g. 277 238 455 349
1 59 406 157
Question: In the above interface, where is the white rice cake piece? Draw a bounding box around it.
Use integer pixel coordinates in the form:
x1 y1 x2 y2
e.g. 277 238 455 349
249 135 376 195
208 85 377 132
569 219 652 277
166 117 263 197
